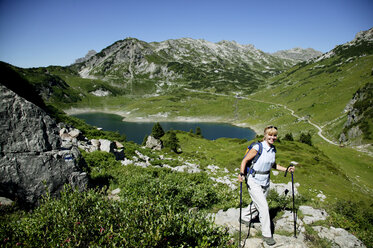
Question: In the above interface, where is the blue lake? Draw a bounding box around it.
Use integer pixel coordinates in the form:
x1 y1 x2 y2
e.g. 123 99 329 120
72 112 256 144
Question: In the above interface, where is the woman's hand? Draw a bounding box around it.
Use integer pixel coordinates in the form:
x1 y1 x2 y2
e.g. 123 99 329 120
238 174 245 182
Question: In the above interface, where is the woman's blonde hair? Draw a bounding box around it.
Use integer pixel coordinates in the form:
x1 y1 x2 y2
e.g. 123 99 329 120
264 125 278 138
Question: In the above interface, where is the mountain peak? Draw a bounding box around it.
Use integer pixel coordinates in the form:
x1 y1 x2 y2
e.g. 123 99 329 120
353 27 373 42
271 47 323 62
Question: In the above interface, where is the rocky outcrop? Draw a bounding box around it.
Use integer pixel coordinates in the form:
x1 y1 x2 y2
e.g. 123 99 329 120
340 82 373 145
213 205 365 247
74 49 97 64
0 84 89 207
145 135 163 150
272 47 323 62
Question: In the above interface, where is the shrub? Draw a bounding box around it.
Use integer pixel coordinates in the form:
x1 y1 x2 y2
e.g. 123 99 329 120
283 133 294 141
0 184 234 247
329 200 373 247
299 132 312 146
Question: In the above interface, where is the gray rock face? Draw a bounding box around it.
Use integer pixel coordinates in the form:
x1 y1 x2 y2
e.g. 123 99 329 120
313 226 366 248
213 205 365 247
145 135 163 150
0 84 89 207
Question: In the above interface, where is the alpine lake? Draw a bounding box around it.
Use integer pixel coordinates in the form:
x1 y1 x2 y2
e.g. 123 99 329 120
72 112 256 144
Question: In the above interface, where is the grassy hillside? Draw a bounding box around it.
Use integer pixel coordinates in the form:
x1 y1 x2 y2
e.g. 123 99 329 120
172 131 373 203
251 52 373 144
2 127 372 246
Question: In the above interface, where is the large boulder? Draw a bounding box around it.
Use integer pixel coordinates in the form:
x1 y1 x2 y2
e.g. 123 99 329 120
145 135 163 150
0 84 89 207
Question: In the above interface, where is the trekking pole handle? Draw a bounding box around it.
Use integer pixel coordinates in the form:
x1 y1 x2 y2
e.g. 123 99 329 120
284 164 294 177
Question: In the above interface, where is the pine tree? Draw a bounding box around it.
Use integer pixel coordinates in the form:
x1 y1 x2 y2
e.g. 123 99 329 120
151 122 165 139
196 127 202 137
299 132 312 146
164 131 180 152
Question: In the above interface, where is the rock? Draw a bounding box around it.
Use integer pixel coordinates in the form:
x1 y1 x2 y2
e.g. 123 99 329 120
212 204 364 247
111 188 121 195
145 135 163 150
299 205 328 225
90 139 100 152
313 226 366 248
99 139 115 153
213 207 260 235
121 158 133 166
115 141 124 149
68 128 82 139
0 196 14 206
270 182 299 196
0 84 89 207
108 188 121 201
210 176 237 190
275 210 305 234
59 128 68 136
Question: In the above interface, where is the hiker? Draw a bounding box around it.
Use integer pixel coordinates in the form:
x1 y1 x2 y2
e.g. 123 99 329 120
238 125 295 246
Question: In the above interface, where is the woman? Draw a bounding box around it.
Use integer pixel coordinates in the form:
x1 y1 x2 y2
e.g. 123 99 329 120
238 125 295 246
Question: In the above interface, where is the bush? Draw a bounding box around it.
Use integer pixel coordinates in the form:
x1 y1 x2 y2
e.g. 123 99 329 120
0 184 234 247
283 133 294 141
329 200 373 247
299 132 312 146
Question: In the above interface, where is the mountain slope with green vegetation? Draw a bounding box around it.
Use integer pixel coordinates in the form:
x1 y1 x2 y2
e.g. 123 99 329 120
1 28 373 247
71 37 318 96
251 28 373 147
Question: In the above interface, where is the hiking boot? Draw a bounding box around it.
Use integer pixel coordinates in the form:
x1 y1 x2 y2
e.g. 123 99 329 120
238 218 254 227
262 236 276 246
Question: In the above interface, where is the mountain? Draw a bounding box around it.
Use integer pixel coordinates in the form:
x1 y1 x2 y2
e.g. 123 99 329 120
272 47 323 62
74 49 97 64
253 27 373 146
2 29 371 146
73 38 315 95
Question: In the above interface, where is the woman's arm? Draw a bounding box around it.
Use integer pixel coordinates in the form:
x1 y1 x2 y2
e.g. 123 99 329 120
275 163 295 172
238 148 258 182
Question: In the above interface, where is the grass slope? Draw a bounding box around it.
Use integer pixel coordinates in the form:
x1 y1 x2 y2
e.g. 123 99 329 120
252 53 373 143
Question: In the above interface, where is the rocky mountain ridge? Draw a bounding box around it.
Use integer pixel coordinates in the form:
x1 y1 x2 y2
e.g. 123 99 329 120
74 37 322 95
271 47 323 62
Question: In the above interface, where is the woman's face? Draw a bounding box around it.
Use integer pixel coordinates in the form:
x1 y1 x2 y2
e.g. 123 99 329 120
265 132 277 145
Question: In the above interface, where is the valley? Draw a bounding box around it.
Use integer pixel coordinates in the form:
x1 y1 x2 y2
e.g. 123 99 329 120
1 27 372 247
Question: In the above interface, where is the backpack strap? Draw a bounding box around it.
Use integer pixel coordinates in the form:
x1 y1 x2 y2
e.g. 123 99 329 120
247 142 263 176
252 142 263 163
243 142 263 175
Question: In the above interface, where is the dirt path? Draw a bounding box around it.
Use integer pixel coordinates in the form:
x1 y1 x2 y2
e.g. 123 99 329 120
183 89 340 145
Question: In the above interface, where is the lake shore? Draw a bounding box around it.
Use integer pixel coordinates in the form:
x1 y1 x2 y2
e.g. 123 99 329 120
63 107 261 134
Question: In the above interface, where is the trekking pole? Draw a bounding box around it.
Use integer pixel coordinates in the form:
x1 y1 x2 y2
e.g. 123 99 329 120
239 181 242 247
285 164 297 238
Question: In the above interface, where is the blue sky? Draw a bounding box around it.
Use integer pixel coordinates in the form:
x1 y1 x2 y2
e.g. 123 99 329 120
0 0 372 68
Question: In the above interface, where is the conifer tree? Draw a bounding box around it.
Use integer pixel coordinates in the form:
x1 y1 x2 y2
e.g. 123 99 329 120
151 122 165 139
164 131 180 152
299 132 312 146
196 127 202 137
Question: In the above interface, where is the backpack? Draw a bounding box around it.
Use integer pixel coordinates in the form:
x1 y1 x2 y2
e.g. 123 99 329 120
242 141 263 176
